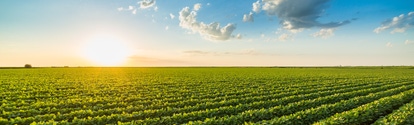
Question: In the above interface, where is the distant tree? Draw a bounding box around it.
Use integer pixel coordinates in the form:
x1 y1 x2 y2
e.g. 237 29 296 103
24 64 32 68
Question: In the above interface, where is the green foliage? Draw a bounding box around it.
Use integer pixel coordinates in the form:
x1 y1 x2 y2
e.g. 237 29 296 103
0 67 413 124
372 99 414 125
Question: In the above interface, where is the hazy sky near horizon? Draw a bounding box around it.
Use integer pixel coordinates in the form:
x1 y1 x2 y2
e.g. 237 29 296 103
1 0 413 67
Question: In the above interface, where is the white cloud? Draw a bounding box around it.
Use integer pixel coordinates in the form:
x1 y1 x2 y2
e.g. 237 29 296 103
117 6 136 14
165 26 169 30
405 40 414 45
169 13 175 19
128 6 134 10
261 0 350 31
312 28 335 39
386 42 393 47
154 6 158 11
252 0 261 13
235 34 242 39
278 33 292 41
179 7 197 30
243 12 254 22
119 0 155 15
374 11 414 34
117 7 124 11
179 6 236 41
139 0 156 9
193 3 202 11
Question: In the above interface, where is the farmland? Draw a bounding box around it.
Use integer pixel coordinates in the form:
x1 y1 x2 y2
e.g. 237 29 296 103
1 67 414 124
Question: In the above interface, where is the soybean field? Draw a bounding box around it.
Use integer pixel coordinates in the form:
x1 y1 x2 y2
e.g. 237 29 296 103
1 67 414 125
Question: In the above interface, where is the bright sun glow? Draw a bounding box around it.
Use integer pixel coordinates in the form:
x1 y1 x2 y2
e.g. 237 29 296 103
82 35 131 66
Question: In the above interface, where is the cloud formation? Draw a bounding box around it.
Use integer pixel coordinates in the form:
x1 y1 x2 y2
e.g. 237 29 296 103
252 1 261 13
312 28 335 39
139 0 156 9
278 33 292 41
243 12 254 22
261 0 350 31
374 12 414 34
154 6 158 11
179 5 236 41
193 3 202 11
117 6 137 14
117 7 123 11
169 13 175 19
235 34 242 39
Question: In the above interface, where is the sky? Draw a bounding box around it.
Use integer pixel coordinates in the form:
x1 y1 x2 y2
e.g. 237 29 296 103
1 0 413 67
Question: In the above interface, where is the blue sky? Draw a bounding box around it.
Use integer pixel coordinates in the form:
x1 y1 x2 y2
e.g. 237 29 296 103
0 0 413 66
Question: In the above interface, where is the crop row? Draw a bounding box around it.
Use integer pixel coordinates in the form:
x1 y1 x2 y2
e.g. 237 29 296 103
369 98 414 125
256 83 414 124
2 79 383 124
1 77 370 115
313 87 414 124
1 80 359 119
183 82 414 125
2 77 358 111
122 82 412 125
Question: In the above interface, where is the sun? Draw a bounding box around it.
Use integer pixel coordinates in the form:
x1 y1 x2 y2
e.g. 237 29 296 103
82 35 131 66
